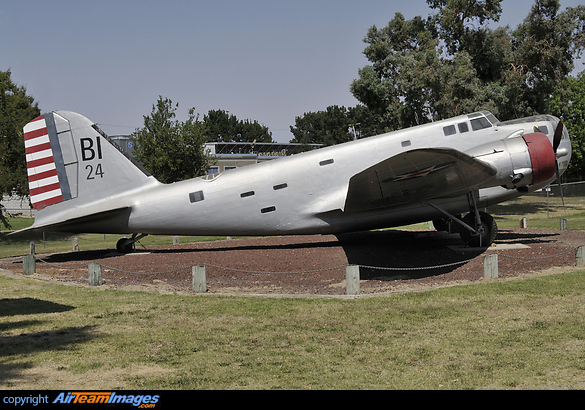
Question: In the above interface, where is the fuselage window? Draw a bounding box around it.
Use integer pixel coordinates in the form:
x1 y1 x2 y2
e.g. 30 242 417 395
401 140 411 147
470 117 492 131
240 191 255 198
319 159 334 166
443 125 456 136
189 191 204 203
458 122 469 133
273 183 288 190
261 206 276 214
534 125 549 135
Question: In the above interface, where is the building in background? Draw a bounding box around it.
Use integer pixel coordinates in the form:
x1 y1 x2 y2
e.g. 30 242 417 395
110 135 323 175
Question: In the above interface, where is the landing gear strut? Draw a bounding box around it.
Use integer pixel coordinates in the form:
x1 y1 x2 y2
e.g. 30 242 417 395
459 211 497 247
428 194 497 247
116 233 148 253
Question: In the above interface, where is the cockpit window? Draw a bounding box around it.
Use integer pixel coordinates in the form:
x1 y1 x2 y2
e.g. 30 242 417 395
485 113 499 125
470 117 492 131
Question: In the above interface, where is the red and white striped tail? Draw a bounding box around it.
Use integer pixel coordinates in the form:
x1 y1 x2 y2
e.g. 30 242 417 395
23 115 64 209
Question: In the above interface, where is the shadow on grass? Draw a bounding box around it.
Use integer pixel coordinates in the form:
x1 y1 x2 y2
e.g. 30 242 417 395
0 298 75 317
0 297 100 387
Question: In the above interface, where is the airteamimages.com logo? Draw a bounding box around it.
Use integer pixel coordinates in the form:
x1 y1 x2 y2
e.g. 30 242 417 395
53 392 159 407
3 392 160 408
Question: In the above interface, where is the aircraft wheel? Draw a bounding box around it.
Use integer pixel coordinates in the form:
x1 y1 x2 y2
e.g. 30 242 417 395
459 212 497 247
116 237 134 254
432 215 462 233
432 218 449 232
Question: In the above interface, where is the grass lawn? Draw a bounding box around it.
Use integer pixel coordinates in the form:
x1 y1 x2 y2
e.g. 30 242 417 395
1 269 585 389
0 217 231 258
2 193 585 389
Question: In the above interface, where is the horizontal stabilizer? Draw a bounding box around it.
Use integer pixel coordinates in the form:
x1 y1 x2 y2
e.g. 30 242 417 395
10 206 131 235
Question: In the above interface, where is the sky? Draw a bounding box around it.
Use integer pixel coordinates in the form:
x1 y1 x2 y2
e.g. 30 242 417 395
2 0 584 142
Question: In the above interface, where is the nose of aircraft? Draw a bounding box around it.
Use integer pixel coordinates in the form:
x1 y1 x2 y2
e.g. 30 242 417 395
554 118 572 176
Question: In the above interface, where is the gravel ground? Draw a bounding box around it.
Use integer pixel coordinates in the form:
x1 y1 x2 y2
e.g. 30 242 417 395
2 228 584 296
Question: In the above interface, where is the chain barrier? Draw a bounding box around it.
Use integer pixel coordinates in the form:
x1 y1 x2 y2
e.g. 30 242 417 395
27 245 582 276
497 246 580 261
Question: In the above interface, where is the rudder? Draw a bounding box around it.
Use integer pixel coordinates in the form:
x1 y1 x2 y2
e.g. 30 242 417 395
23 111 153 211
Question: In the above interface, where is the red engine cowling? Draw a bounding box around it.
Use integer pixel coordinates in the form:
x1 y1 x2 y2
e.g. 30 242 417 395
467 132 557 189
522 132 556 185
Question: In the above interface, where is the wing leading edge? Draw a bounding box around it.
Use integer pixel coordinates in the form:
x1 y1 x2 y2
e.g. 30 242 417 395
344 148 496 213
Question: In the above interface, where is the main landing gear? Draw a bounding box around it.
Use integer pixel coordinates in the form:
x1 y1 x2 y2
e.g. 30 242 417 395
116 233 148 253
429 194 497 247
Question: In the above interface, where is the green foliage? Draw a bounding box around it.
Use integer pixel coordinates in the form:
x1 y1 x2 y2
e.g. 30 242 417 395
130 96 211 184
551 71 585 178
0 69 41 229
289 105 385 146
203 109 273 143
289 105 354 146
349 0 585 130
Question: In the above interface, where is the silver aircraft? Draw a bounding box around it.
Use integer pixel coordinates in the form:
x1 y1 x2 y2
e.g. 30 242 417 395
18 110 571 252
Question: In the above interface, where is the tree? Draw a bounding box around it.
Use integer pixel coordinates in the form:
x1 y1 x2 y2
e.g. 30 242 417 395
203 109 273 143
350 0 585 131
290 105 354 146
0 70 41 229
551 70 585 179
512 0 585 115
289 105 385 146
130 96 210 184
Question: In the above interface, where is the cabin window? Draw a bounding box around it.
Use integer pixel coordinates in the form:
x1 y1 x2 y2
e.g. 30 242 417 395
319 159 334 166
534 125 549 135
443 125 456 136
401 140 411 147
458 122 469 133
261 206 276 214
470 117 492 131
189 191 204 203
240 191 255 198
273 183 288 190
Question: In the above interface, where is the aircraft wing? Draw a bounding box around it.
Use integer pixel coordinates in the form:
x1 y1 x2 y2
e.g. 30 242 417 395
344 148 496 213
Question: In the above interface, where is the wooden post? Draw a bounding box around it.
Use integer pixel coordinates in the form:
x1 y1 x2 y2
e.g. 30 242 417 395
23 254 35 275
72 237 79 252
173 236 179 245
519 217 527 228
192 264 207 293
483 254 498 278
560 218 568 230
29 241 35 255
346 265 360 296
88 263 102 286
576 246 585 267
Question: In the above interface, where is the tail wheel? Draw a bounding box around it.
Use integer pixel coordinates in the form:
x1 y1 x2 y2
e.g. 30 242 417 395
459 212 497 247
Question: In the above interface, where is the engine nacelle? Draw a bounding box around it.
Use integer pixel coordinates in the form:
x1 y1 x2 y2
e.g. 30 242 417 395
466 132 556 189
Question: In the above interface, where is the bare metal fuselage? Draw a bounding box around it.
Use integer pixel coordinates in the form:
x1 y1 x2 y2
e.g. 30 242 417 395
27 111 570 238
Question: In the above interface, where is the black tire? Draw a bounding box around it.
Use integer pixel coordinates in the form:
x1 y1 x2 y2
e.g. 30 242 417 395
459 212 497 247
432 215 462 233
116 237 134 253
432 218 449 232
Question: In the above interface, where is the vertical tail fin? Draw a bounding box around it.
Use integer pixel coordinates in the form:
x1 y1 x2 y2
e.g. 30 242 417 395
23 111 154 217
